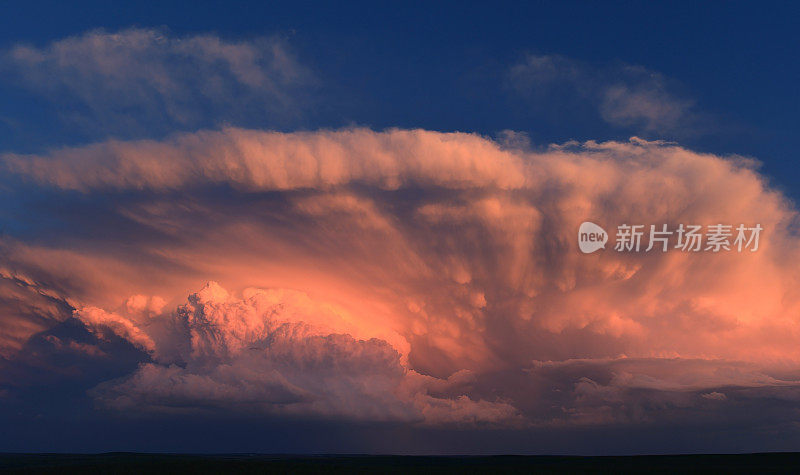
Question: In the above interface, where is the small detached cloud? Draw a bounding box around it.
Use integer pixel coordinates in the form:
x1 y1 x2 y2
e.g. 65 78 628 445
701 391 728 401
508 54 696 134
1 28 314 136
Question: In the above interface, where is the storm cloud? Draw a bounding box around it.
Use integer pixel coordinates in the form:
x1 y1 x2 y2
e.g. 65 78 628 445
1 127 799 433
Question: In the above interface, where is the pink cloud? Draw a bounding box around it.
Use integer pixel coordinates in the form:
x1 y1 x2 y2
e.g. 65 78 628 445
1 128 799 426
85 282 522 426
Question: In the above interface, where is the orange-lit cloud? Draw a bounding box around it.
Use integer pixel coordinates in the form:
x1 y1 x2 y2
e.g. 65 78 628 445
1 128 799 426
81 282 522 425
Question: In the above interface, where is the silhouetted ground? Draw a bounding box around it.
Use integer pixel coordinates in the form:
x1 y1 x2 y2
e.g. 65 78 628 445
2 453 800 473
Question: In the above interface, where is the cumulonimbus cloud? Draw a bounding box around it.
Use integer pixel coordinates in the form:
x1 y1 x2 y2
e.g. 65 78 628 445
1 127 799 428
79 282 522 425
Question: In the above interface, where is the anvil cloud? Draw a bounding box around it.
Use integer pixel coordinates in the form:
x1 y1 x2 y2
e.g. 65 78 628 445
1 128 799 430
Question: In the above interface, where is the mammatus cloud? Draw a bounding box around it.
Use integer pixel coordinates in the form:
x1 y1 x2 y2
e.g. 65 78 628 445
508 54 696 134
1 28 313 135
1 128 800 429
